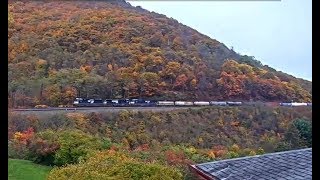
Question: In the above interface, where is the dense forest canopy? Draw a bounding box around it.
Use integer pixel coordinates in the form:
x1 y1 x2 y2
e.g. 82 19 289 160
8 0 312 107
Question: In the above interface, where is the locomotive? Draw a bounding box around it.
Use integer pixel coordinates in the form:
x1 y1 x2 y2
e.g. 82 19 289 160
73 98 158 107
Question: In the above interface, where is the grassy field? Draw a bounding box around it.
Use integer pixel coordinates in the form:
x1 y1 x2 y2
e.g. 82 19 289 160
8 159 52 180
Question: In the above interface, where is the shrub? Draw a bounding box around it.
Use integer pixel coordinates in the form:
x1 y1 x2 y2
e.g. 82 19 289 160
190 153 211 163
249 150 256 156
165 150 187 166
230 144 240 153
8 140 30 159
207 150 216 159
27 130 60 165
28 129 103 166
226 151 239 159
275 141 291 152
53 130 103 166
257 147 265 155
47 150 183 180
184 146 197 156
28 138 60 165
8 128 35 159
293 119 312 147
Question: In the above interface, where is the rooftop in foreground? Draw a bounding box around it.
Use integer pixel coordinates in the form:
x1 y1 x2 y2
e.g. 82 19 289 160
191 148 312 180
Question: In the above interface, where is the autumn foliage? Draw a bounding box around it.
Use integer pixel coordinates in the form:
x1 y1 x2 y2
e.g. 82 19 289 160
8 105 312 178
47 150 183 180
8 1 311 108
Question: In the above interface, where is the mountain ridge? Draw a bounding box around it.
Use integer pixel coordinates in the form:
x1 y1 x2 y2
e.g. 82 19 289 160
8 0 311 107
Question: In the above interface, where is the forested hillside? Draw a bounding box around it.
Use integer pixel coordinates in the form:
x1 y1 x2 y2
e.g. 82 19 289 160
8 0 312 107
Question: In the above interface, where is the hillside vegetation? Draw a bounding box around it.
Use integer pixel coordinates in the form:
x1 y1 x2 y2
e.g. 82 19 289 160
8 0 311 108
8 106 312 179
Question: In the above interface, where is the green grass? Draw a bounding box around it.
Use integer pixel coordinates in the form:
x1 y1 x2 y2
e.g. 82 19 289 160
8 159 52 180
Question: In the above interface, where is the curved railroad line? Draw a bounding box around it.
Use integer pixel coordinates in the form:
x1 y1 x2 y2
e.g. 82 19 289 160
10 106 197 112
10 104 311 113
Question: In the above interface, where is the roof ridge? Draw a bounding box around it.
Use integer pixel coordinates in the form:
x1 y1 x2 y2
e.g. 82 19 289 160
196 148 312 166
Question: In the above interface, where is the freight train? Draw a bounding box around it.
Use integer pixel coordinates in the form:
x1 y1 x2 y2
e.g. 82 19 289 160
72 98 312 107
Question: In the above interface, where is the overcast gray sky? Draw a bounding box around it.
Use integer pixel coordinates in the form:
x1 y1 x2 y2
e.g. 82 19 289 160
128 0 312 81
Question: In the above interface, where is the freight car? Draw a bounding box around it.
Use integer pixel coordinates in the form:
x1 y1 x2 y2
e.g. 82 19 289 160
193 101 210 106
279 102 309 107
174 101 194 106
157 101 175 106
210 101 227 106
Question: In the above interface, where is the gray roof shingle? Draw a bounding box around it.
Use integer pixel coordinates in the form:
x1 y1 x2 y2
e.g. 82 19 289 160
192 148 312 180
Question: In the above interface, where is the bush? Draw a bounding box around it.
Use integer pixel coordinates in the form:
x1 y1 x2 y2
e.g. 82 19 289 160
8 128 35 159
284 118 312 148
28 130 60 165
47 150 183 180
226 151 239 159
257 147 265 155
53 130 103 166
28 138 60 165
293 119 312 147
9 129 104 166
8 140 30 159
190 153 211 163
275 141 291 152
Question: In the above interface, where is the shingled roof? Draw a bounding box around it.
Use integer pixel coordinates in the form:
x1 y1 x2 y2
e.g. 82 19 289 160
191 148 312 180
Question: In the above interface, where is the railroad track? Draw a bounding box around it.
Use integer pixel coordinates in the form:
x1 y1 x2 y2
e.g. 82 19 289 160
10 106 195 112
10 104 312 113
